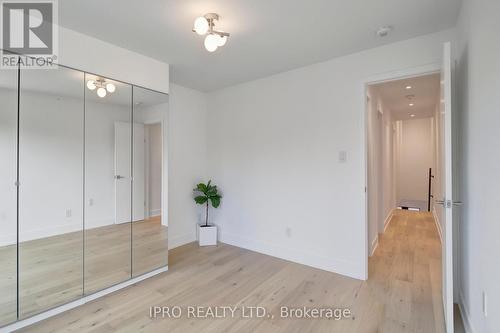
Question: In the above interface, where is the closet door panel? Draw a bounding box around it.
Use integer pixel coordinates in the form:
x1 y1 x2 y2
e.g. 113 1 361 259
131 87 168 277
84 75 132 294
18 66 85 318
0 66 19 326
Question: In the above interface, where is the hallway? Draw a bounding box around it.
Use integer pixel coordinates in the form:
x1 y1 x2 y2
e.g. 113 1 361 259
369 210 445 332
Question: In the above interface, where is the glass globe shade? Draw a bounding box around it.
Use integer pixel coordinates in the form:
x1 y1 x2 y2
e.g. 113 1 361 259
217 35 227 47
193 17 209 35
86 80 96 90
97 87 107 98
106 83 116 93
204 34 219 52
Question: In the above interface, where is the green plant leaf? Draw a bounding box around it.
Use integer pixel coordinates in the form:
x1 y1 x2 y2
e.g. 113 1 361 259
196 183 207 194
206 187 218 197
210 195 221 208
194 195 208 205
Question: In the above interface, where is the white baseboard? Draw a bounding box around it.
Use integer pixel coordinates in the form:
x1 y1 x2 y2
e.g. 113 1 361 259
149 209 161 217
432 208 443 244
370 235 378 257
220 231 364 280
383 209 395 232
0 266 168 333
458 292 476 333
0 218 116 247
168 232 196 249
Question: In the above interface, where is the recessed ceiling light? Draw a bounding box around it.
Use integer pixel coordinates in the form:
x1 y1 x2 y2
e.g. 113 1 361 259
405 85 412 90
409 103 415 106
410 114 415 117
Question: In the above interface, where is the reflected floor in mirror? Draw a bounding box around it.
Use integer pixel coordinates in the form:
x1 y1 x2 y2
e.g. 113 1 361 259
0 216 167 322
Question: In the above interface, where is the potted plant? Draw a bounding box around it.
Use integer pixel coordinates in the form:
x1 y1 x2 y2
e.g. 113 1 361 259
194 180 221 246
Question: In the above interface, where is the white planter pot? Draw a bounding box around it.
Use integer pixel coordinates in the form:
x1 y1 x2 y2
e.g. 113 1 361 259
198 224 217 246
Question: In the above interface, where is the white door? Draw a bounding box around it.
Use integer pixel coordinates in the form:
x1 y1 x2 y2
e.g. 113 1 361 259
438 41 455 333
114 122 145 224
114 122 132 224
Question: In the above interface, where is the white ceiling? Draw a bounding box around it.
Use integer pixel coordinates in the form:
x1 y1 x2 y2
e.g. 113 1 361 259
59 0 461 92
372 73 441 120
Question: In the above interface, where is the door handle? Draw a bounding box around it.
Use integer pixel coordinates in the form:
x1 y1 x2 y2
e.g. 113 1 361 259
115 175 126 180
435 199 462 208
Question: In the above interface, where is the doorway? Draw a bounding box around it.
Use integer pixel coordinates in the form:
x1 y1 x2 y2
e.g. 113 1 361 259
365 67 454 331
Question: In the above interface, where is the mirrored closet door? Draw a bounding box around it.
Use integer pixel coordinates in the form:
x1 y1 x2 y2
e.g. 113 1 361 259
132 87 169 277
84 75 133 294
0 67 19 326
0 62 168 327
18 66 85 318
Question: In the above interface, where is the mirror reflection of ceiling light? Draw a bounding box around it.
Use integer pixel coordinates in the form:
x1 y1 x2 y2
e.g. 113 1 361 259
86 78 116 98
193 13 230 52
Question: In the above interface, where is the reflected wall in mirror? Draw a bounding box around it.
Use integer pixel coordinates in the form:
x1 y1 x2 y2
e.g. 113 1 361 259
18 66 85 318
0 68 18 325
84 75 132 294
132 87 168 277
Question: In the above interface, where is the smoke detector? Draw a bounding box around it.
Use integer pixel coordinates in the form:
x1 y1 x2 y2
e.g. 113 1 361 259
376 26 393 37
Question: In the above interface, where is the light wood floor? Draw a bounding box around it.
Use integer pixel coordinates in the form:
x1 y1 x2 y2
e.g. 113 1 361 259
16 210 445 332
0 216 167 325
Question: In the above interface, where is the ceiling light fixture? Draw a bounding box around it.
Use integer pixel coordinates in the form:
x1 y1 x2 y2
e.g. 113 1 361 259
410 114 415 117
409 103 415 107
405 85 412 90
86 78 116 98
193 13 230 52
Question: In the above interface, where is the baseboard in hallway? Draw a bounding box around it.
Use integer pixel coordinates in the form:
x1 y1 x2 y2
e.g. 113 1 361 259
370 235 378 257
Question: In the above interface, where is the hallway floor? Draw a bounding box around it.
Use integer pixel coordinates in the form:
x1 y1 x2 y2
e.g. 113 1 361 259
369 210 445 332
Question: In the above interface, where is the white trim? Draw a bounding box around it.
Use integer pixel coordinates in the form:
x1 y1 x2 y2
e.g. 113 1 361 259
458 292 476 333
383 209 395 232
0 218 116 247
221 232 364 280
0 266 168 333
370 235 379 257
168 232 196 249
149 209 161 217
432 208 443 244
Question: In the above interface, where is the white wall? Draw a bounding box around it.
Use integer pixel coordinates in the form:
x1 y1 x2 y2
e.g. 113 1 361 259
381 103 396 226
366 86 396 255
59 26 169 94
396 117 433 208
207 29 454 280
167 84 208 249
432 104 445 239
456 0 500 331
366 86 383 255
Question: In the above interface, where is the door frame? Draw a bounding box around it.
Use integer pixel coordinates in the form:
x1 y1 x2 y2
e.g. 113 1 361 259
361 62 441 278
143 121 163 220
140 115 167 227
